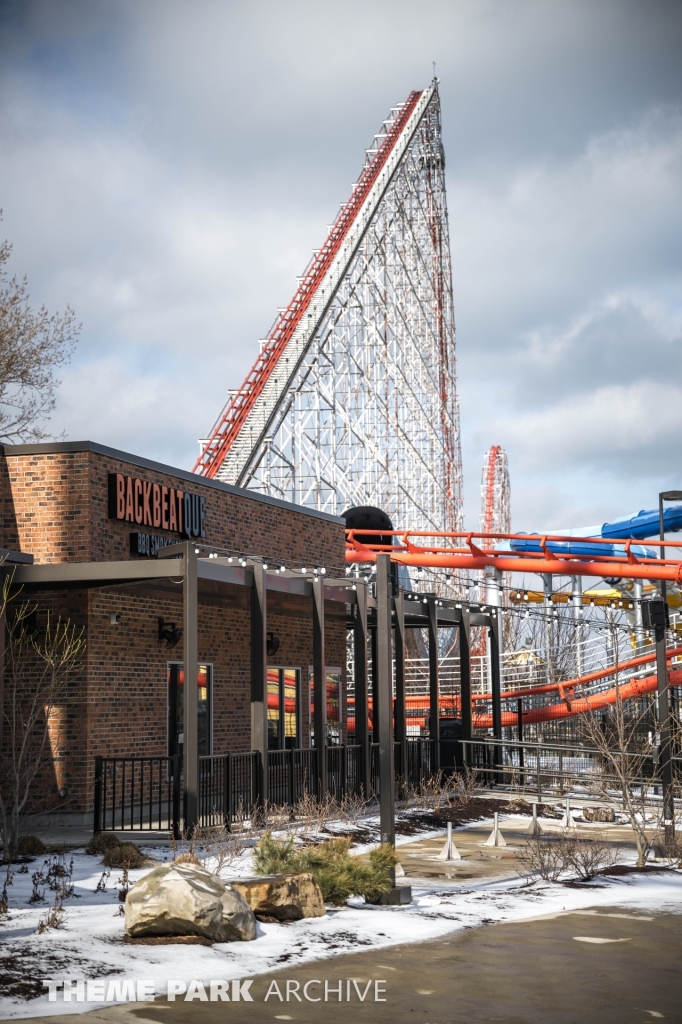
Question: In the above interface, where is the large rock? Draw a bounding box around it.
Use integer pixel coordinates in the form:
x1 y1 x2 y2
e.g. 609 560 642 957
231 873 326 921
125 862 256 942
583 805 616 823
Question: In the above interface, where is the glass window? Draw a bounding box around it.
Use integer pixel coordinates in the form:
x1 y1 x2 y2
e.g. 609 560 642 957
267 667 281 750
266 668 300 750
167 662 212 759
309 668 342 745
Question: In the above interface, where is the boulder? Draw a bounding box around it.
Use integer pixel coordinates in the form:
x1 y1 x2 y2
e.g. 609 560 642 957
125 862 256 942
583 805 616 823
231 873 326 921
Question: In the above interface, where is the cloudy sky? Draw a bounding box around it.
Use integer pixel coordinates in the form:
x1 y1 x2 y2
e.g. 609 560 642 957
1 0 681 531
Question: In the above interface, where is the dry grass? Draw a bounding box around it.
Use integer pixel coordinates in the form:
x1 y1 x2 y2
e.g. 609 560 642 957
173 851 201 865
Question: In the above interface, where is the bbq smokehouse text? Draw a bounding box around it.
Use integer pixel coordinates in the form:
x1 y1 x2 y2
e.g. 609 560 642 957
108 473 206 538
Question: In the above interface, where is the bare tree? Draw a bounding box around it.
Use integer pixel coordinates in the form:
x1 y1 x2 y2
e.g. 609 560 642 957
578 636 658 867
0 217 79 441
0 579 85 862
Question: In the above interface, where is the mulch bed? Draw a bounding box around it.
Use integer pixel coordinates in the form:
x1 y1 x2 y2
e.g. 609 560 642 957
122 934 214 946
602 864 679 876
397 798 562 833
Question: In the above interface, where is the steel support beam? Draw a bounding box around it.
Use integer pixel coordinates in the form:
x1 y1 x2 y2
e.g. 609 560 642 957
489 609 502 777
428 597 440 772
353 582 370 795
459 607 472 743
370 626 378 742
655 621 675 843
0 602 4 759
250 561 268 804
394 588 407 782
375 554 395 859
182 543 199 833
312 577 326 798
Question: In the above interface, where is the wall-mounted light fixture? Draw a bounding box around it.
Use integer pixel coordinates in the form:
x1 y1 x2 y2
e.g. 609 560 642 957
158 618 183 648
266 632 280 657
110 612 122 624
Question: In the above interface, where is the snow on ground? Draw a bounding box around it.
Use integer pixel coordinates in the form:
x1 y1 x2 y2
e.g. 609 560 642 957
1 813 681 1019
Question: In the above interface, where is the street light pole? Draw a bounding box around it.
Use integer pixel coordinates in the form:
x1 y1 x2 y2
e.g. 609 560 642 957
654 490 682 846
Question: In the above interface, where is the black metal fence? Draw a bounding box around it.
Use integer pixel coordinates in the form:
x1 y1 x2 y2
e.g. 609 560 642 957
462 737 682 799
93 738 437 835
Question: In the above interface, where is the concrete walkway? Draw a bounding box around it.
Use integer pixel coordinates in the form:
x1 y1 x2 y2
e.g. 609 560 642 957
5 907 679 1024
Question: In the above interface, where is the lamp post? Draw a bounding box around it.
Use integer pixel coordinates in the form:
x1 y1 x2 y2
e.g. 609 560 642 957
656 490 682 846
658 490 682 610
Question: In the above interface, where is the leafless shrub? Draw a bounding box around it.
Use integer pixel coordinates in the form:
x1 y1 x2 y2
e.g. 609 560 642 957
517 830 618 883
290 790 339 838
195 821 252 877
94 871 109 893
338 789 369 825
28 867 45 904
36 853 73 931
567 838 618 880
516 836 568 882
0 863 13 915
578 643 659 867
116 862 130 902
451 767 480 810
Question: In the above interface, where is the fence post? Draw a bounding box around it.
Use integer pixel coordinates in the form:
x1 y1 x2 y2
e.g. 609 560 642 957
517 699 525 786
340 744 347 798
536 743 542 800
288 749 295 809
223 754 231 832
93 756 103 835
172 754 181 840
489 608 503 783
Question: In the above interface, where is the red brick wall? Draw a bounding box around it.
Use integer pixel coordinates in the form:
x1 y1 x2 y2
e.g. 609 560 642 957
0 446 346 570
0 445 349 817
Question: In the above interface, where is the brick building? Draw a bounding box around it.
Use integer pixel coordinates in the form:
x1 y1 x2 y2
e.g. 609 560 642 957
0 440 349 824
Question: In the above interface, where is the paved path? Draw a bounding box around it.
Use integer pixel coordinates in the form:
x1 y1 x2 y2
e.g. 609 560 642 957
5 907 680 1024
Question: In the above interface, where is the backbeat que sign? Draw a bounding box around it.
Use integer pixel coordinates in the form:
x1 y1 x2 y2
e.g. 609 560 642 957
108 473 206 539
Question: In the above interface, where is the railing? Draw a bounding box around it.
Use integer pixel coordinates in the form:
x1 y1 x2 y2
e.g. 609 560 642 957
94 739 442 835
462 737 682 800
93 754 180 834
199 751 260 829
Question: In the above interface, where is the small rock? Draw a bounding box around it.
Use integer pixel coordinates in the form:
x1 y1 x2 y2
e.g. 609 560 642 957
583 806 616 823
231 873 326 921
125 862 256 942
